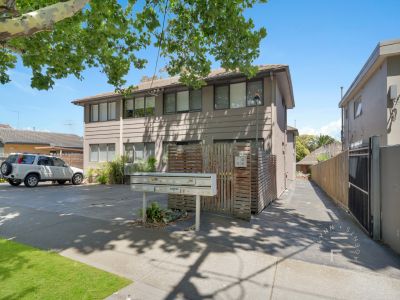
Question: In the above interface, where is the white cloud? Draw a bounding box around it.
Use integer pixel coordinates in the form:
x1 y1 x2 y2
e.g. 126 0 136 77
299 118 341 138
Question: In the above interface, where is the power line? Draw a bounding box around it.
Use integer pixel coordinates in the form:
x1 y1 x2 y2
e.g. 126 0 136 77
148 0 169 95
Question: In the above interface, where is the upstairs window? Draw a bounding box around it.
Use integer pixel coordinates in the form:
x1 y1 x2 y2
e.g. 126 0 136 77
90 101 117 122
214 80 263 110
190 89 202 111
135 97 145 117
230 82 246 108
124 99 134 118
91 104 99 122
99 102 108 121
124 96 155 118
164 90 202 114
354 98 362 119
247 80 263 106
164 93 176 114
108 102 116 120
177 91 190 112
215 85 229 109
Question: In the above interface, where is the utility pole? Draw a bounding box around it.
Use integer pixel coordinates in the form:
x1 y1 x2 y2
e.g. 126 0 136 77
340 87 344 150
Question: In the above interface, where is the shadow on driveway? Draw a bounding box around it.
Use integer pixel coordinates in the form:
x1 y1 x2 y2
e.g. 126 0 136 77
1 180 400 299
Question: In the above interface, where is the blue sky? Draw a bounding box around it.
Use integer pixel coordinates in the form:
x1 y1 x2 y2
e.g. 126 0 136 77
1 0 399 138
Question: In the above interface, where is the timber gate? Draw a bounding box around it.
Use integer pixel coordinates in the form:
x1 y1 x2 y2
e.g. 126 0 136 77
167 143 277 220
348 143 372 235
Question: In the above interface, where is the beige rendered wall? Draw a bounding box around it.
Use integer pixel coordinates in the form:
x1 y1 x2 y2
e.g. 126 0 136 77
83 76 274 171
386 56 400 146
272 80 287 196
380 145 400 254
343 60 388 148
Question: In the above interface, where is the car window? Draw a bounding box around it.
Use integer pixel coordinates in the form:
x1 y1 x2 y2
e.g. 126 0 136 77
53 158 66 167
38 156 54 166
6 154 18 163
18 155 36 165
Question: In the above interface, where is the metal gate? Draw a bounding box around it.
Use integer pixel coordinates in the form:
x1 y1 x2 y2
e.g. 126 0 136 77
348 144 371 235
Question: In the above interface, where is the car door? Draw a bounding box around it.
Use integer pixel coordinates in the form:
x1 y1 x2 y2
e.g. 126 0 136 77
52 158 71 180
37 156 54 180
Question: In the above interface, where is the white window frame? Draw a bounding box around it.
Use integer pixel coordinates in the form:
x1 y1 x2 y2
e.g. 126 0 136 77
89 143 116 162
354 97 362 119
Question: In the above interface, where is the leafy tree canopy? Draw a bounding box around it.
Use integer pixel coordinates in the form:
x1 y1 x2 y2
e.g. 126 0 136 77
296 139 310 162
0 0 267 91
296 134 337 162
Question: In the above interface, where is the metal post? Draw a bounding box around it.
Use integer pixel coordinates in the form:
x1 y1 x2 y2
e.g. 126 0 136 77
371 136 381 240
195 194 200 231
142 192 147 223
255 100 259 145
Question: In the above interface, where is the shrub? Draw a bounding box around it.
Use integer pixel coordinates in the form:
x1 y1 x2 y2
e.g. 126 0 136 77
95 156 157 185
125 156 157 174
138 202 187 224
106 156 128 184
145 202 163 223
97 167 108 184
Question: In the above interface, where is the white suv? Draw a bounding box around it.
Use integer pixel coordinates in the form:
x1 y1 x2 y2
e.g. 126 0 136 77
0 153 84 188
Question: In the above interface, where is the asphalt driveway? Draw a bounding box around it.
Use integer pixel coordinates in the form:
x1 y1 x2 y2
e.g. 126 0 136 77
0 182 167 224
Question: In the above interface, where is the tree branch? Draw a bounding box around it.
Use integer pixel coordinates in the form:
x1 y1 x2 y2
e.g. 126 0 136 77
0 0 89 41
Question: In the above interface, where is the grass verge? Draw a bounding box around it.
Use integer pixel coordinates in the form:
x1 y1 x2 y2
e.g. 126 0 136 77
0 238 131 299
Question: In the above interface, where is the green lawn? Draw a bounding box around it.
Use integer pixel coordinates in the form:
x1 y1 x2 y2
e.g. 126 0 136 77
0 238 131 300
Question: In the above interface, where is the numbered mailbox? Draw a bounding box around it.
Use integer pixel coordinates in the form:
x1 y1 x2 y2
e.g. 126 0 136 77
129 172 217 196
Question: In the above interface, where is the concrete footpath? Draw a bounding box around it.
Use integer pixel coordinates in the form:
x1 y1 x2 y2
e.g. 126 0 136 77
1 181 400 299
59 228 400 300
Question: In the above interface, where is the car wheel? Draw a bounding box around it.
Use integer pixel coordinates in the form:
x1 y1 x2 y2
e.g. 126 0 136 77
24 174 39 188
8 179 22 186
1 162 12 176
57 180 67 185
72 173 83 185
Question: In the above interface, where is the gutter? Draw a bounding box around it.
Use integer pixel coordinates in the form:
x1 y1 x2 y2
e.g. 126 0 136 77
339 39 400 108
71 66 290 106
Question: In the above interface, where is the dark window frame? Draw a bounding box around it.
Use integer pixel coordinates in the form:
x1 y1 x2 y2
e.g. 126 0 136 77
214 84 230 110
123 96 155 119
89 101 117 122
214 79 264 110
163 89 202 114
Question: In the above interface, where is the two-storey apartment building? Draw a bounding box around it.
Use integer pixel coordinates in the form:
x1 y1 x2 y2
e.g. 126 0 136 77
73 65 295 195
340 39 400 149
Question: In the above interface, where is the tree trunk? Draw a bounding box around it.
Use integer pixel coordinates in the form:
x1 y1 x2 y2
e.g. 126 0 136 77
0 0 89 41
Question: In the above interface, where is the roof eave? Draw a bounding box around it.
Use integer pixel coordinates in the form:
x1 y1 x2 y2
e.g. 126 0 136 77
71 65 291 106
339 39 400 108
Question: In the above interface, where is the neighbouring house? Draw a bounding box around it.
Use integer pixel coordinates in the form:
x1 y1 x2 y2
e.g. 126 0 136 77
72 65 295 196
340 39 400 149
296 141 342 174
0 126 83 169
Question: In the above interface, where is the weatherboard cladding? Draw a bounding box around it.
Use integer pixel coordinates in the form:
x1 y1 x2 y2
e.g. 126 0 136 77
0 128 83 149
